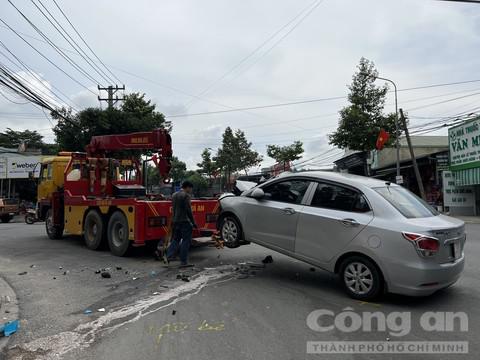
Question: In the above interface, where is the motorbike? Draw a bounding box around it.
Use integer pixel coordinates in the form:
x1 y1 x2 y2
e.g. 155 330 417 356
25 209 40 224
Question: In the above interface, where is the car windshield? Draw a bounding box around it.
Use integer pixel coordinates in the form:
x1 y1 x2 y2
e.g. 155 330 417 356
374 186 439 218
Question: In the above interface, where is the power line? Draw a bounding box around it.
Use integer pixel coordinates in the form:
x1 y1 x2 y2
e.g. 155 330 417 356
0 17 96 95
8 0 103 87
51 0 123 84
31 0 114 85
183 0 324 109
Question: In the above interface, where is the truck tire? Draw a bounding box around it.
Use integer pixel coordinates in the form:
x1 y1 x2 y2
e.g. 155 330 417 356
1 215 12 223
45 209 63 239
107 211 131 256
84 210 105 250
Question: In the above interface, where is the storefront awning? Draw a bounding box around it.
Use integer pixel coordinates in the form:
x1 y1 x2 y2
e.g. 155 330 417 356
454 167 480 186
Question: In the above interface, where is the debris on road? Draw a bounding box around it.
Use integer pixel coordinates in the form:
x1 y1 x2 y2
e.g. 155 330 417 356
152 292 160 295
101 272 111 279
84 309 92 315
29 265 35 268
95 270 101 274
310 267 316 272
59 266 63 270
97 308 105 312
262 255 273 264
116 266 122 270
171 310 176 315
132 277 138 281
17 272 27 276
0 319 19 337
150 270 157 277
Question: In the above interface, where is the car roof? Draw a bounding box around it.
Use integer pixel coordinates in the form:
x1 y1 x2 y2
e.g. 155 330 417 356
272 171 395 189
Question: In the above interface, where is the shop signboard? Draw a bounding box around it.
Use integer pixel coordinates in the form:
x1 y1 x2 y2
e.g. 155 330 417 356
442 171 475 207
449 118 480 171
6 156 41 179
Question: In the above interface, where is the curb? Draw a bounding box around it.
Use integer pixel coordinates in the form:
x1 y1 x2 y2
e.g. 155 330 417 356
0 275 19 357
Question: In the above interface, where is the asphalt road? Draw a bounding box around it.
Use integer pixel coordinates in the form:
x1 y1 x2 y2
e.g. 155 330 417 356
1 217 479 360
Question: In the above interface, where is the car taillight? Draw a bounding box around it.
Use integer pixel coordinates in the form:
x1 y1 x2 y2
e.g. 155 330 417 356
402 232 439 257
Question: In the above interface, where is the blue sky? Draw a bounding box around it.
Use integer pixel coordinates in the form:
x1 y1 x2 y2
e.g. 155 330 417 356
0 0 479 169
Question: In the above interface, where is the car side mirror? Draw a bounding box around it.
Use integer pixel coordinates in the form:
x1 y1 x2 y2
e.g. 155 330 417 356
251 188 265 200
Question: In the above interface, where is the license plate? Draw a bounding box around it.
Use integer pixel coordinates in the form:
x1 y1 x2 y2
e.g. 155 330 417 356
451 241 462 260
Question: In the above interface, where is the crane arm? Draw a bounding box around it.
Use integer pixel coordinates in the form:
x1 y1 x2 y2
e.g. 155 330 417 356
86 129 172 179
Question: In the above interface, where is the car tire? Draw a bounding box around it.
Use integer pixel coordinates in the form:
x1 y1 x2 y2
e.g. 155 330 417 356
45 209 63 239
339 256 383 301
1 215 12 223
220 215 241 248
107 211 131 257
84 210 105 250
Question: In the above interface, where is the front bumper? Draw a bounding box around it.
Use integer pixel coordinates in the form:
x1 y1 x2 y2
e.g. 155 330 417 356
385 255 465 297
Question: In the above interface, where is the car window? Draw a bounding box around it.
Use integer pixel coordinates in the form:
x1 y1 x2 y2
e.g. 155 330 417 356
374 186 438 218
310 182 370 212
262 179 310 204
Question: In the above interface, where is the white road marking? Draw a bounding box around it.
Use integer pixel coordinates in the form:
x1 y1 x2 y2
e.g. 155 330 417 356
10 265 236 360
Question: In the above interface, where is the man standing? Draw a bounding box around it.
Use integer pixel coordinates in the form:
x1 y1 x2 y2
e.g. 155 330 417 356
163 180 197 267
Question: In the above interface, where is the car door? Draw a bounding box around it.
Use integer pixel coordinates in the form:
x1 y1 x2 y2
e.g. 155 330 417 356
295 181 374 263
245 178 311 253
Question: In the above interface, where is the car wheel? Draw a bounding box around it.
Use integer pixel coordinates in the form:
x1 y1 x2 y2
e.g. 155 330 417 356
107 211 131 256
339 256 383 300
220 215 241 248
1 215 12 223
84 210 105 250
45 209 63 239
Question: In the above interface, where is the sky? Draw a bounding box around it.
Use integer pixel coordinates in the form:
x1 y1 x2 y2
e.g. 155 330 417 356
1 0 480 170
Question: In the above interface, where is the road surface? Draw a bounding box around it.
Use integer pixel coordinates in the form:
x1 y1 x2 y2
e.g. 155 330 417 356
1 218 479 360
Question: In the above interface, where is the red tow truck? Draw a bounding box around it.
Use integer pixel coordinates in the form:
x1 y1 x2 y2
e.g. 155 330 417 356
37 129 219 256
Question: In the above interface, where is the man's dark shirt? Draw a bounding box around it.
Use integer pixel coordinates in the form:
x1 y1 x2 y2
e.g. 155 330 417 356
172 190 196 226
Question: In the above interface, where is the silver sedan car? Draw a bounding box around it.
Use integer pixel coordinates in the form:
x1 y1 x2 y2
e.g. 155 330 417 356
218 171 465 300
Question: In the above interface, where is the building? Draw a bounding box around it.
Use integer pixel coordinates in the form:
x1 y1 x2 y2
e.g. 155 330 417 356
0 147 42 201
448 118 480 215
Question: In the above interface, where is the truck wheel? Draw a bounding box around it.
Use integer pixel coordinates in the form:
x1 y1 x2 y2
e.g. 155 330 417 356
220 215 241 248
108 211 131 256
45 209 63 239
339 256 383 301
84 210 105 250
1 215 12 223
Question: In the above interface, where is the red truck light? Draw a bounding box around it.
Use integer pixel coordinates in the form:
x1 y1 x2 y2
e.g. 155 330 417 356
148 216 167 227
205 213 218 223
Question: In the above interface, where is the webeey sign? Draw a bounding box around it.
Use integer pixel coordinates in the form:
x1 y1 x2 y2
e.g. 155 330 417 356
5 156 41 179
449 118 480 171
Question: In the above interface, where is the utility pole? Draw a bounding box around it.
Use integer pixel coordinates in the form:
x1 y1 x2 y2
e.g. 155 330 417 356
98 85 125 108
399 108 426 201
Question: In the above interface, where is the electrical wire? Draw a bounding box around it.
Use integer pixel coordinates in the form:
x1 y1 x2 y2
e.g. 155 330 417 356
51 0 123 84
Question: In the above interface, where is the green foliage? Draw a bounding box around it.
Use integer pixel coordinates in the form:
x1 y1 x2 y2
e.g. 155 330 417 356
0 127 57 154
169 156 187 184
329 58 399 152
197 148 218 178
185 171 209 197
215 127 262 174
52 93 170 152
266 141 304 167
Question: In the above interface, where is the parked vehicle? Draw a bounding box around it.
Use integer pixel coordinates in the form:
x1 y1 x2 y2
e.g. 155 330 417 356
25 208 40 224
0 198 18 223
218 171 466 300
37 129 218 256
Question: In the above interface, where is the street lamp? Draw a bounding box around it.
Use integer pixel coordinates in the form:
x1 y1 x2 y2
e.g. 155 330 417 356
375 76 401 183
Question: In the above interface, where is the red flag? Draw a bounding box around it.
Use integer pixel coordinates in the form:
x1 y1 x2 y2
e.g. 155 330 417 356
376 129 390 150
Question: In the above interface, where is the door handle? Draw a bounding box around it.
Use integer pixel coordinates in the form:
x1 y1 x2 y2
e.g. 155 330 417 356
282 207 296 215
339 218 359 227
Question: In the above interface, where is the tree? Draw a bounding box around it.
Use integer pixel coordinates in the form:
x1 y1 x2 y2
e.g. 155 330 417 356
266 141 304 170
328 58 398 152
52 92 170 152
185 171 209 197
0 128 58 154
169 156 187 184
216 127 262 186
197 148 218 178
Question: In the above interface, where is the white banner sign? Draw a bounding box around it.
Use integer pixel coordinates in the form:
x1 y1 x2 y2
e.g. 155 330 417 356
449 118 480 170
6 156 41 179
442 171 475 207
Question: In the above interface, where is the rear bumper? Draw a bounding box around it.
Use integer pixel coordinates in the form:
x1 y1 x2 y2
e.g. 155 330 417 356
385 255 465 297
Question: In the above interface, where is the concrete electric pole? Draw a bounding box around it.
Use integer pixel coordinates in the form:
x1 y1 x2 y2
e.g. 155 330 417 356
98 85 125 108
